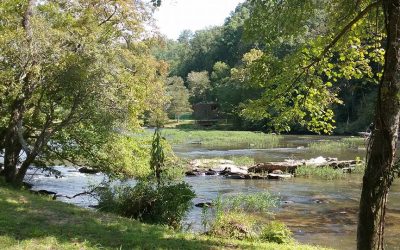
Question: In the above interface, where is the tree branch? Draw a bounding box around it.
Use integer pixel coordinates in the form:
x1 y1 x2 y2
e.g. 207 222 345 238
287 0 382 92
98 5 118 26
318 0 382 61
16 120 32 155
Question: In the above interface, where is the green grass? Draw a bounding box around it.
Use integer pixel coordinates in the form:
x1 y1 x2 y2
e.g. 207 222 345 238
229 156 255 166
352 158 366 174
295 166 345 180
308 137 366 154
161 129 281 148
221 192 279 213
294 156 366 180
0 186 330 250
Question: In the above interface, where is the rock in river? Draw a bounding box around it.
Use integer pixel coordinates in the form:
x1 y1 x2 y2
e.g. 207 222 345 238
78 167 99 174
195 202 213 208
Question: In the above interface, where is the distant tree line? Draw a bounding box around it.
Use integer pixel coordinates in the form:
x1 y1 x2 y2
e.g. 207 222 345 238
154 1 381 134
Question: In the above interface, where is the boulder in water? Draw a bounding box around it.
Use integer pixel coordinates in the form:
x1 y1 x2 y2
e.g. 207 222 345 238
195 202 213 208
78 167 99 174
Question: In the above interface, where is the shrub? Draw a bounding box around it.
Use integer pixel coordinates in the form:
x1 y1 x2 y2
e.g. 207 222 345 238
96 181 195 229
259 221 294 244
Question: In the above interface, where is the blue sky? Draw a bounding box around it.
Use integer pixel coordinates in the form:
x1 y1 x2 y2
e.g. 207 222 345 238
154 0 245 40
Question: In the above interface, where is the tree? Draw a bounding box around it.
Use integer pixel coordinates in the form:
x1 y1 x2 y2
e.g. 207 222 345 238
186 71 212 104
165 76 192 120
245 0 400 248
357 1 400 249
0 0 165 185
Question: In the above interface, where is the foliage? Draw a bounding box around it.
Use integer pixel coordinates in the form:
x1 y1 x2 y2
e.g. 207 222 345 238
0 187 332 249
153 0 383 134
97 130 193 229
150 128 165 186
239 0 384 134
0 0 167 184
96 181 195 229
260 221 294 244
165 76 192 119
187 71 212 103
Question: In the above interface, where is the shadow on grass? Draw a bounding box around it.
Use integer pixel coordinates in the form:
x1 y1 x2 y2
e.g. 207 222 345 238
0 188 234 249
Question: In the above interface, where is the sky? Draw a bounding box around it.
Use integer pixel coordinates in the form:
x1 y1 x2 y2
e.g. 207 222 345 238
154 0 245 40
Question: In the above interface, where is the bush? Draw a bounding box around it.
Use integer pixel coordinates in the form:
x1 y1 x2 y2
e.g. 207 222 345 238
259 221 294 244
97 181 195 229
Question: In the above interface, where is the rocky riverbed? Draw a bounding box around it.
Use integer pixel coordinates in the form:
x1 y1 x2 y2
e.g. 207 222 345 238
184 157 361 180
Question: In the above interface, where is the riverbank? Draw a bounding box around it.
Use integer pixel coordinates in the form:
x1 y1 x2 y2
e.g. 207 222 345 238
0 186 328 250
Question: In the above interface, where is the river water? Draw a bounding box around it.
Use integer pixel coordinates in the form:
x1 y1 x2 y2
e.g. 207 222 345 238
27 135 400 250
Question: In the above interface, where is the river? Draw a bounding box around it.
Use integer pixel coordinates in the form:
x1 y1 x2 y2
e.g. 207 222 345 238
27 135 400 250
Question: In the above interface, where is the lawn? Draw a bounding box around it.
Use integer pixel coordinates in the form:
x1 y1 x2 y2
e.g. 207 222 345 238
0 186 329 250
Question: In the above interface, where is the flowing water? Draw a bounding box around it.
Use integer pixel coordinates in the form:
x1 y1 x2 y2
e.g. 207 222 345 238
27 135 400 250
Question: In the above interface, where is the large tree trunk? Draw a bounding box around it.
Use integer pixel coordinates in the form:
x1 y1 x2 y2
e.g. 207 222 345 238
1 0 36 185
2 101 25 183
357 0 400 249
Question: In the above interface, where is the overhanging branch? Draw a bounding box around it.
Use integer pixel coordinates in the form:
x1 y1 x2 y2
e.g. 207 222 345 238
318 0 382 62
288 0 382 91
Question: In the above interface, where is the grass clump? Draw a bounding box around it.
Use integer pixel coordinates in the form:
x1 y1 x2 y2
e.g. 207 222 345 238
162 129 281 148
208 211 258 240
295 166 344 180
308 137 366 154
295 157 365 179
203 192 294 245
222 192 278 213
260 221 294 244
352 157 366 174
229 156 255 166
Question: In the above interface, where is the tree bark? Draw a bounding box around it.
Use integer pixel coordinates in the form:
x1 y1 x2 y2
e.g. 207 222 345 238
2 101 24 183
2 0 36 185
357 0 400 249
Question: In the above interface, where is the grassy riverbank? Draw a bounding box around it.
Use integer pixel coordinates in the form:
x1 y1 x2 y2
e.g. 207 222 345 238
0 186 329 250
162 129 281 148
308 137 366 154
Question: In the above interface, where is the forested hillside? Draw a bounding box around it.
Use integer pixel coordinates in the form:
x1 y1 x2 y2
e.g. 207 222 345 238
154 1 382 134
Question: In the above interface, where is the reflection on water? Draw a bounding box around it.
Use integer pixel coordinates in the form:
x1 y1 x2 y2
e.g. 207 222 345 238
27 135 400 250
